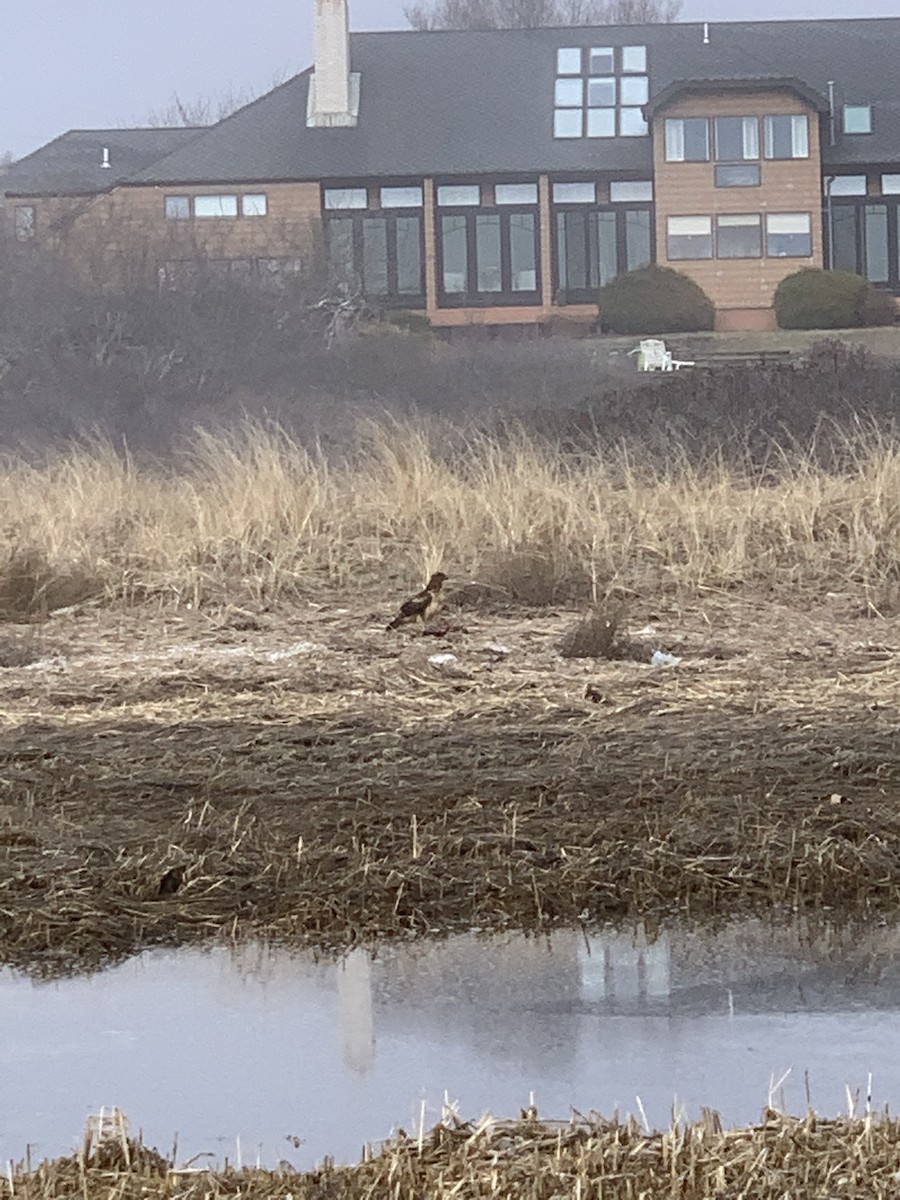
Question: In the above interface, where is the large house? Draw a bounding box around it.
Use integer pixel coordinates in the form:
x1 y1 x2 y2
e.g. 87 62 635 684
4 3 900 331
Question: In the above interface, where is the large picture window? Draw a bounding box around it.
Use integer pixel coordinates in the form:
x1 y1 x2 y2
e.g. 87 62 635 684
437 206 540 305
553 198 653 300
829 199 900 291
326 193 425 306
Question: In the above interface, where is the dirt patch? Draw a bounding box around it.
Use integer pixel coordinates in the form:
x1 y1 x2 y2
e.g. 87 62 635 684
1 591 899 974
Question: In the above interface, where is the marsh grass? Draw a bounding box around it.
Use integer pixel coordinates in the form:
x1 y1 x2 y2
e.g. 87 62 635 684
2 418 900 615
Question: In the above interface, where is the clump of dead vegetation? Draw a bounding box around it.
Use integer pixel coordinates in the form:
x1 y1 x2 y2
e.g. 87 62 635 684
6 1110 900 1199
558 603 649 660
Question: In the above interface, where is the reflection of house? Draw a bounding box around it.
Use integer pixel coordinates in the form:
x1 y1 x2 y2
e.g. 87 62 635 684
6 6 900 327
337 949 375 1075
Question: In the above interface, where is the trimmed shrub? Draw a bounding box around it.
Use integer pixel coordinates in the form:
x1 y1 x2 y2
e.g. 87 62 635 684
774 268 867 330
859 284 898 327
598 265 715 335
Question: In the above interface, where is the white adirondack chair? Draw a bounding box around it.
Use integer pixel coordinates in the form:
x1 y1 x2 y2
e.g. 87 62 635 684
629 339 695 372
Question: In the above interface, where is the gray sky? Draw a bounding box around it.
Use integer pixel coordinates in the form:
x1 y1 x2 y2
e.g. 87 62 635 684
4 0 900 158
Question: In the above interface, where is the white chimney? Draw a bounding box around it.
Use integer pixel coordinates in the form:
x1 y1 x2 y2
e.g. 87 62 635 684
308 0 359 128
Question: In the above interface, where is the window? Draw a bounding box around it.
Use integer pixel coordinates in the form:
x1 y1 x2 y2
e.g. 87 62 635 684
844 104 873 135
438 206 540 304
326 211 425 304
865 205 889 283
552 182 596 204
764 115 808 160
193 195 238 218
619 108 648 137
14 205 35 240
766 212 812 257
621 45 647 73
495 183 538 205
164 195 190 220
553 44 648 141
609 180 653 202
827 176 867 197
715 164 761 188
241 194 267 217
437 184 481 206
324 188 368 210
828 200 900 287
554 206 652 298
380 187 424 208
665 118 709 162
714 116 759 162
882 176 900 195
716 213 762 258
667 215 713 259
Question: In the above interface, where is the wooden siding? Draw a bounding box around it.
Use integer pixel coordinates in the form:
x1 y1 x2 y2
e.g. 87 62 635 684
652 90 824 319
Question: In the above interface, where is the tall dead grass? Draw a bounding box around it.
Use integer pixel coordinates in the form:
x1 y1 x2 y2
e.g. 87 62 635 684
1 418 899 614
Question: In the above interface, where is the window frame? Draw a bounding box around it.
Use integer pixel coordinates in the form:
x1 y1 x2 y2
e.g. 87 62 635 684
763 114 809 160
664 118 710 163
765 211 813 258
552 198 655 302
713 115 760 163
716 213 763 259
436 202 542 307
667 214 714 260
843 104 873 135
714 164 761 188
193 194 239 219
827 196 900 293
324 194 427 307
14 204 36 240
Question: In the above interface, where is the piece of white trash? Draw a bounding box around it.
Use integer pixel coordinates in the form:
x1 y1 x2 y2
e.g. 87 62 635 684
428 653 459 668
650 650 682 667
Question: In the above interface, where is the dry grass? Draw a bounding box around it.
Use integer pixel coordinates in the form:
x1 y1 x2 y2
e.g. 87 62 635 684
8 1110 900 1199
1 419 900 615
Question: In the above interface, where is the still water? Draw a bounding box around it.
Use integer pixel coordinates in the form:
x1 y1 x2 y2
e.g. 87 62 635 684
3 919 900 1169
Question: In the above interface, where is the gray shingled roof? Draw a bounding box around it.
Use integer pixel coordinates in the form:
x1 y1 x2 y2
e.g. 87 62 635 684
2 128 205 197
8 18 900 196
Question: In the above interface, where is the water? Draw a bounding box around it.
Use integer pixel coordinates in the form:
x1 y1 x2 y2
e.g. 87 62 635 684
3 918 900 1169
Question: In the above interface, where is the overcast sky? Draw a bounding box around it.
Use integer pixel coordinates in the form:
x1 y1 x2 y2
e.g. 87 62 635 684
3 0 899 158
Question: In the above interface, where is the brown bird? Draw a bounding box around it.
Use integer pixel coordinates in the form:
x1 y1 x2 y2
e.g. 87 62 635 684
386 572 448 631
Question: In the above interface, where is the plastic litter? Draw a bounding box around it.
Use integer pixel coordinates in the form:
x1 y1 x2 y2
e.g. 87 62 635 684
650 650 682 667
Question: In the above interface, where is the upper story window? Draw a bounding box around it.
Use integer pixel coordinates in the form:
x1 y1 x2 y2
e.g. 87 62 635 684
714 117 759 162
882 175 900 195
495 183 539 205
14 205 35 241
766 212 812 257
667 215 713 260
764 114 809 160
242 194 267 217
553 44 648 140
165 195 190 220
609 180 653 202
380 187 424 208
324 188 368 210
437 184 481 206
664 118 709 162
552 181 597 204
325 185 426 306
827 176 867 197
843 104 873 135
715 164 761 188
194 195 239 218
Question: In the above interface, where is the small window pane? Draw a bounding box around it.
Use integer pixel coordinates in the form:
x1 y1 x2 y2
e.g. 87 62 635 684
666 118 709 162
882 174 900 195
587 108 616 138
587 77 615 107
553 182 596 204
844 104 873 134
610 180 653 202
475 214 502 293
619 76 648 106
441 215 468 293
667 215 713 260
766 212 812 257
380 186 423 208
194 195 238 218
831 205 859 272
324 188 367 210
717 213 762 259
14 205 35 240
556 211 587 290
495 183 538 206
619 108 648 137
715 164 761 188
764 114 808 159
865 204 889 283
554 109 583 139
242 194 267 217
437 185 480 206
555 77 583 107
557 47 581 75
165 195 190 220
590 47 614 74
362 218 389 295
621 45 647 73
625 209 651 271
510 213 537 291
396 215 423 295
598 210 619 284
828 176 867 196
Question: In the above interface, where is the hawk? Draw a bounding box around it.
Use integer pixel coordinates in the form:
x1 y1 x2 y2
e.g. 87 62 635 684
386 572 448 631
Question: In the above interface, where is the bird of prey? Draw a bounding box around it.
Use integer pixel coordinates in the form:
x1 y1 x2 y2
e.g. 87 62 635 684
386 572 448 631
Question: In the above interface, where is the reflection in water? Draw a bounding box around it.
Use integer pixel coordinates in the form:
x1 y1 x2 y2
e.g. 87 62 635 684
3 917 900 1169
